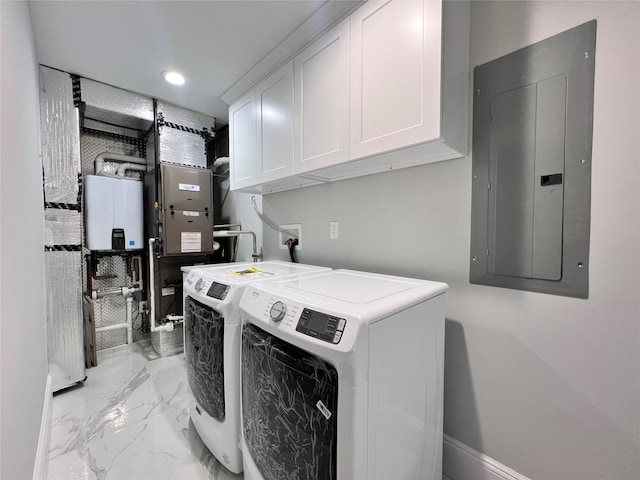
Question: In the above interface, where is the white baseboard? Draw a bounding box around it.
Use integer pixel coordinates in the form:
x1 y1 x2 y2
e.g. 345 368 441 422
33 374 52 480
443 434 530 480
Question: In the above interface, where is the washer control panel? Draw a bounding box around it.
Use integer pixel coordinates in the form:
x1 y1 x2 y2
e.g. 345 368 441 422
269 301 287 321
207 281 230 300
295 308 346 344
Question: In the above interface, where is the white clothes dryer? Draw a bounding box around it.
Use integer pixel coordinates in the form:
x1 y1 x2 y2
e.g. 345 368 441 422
239 269 448 480
181 261 331 474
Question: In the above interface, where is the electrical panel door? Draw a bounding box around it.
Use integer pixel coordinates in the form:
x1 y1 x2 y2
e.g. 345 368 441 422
470 21 595 298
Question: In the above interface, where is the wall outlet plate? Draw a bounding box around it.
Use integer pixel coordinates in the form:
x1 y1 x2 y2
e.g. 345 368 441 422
330 221 339 240
279 223 302 250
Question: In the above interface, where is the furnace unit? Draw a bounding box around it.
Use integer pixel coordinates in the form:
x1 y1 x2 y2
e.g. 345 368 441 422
160 163 214 255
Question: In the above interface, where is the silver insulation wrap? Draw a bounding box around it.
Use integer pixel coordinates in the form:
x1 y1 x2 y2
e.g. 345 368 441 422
157 101 216 168
40 66 85 390
83 118 142 139
159 126 207 168
158 101 215 131
44 208 82 246
39 66 81 204
81 78 153 131
46 252 85 392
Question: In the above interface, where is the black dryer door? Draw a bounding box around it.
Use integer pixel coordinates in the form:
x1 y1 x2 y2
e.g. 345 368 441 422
242 323 338 480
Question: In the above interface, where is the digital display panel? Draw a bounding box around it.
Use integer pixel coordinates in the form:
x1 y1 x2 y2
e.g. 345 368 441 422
206 282 229 300
296 309 345 344
307 310 331 333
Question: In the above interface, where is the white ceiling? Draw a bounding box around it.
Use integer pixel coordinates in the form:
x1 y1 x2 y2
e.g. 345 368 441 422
28 0 327 125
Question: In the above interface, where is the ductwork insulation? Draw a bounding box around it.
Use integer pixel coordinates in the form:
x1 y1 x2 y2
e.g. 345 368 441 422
158 101 215 132
80 78 153 132
159 127 207 168
83 118 142 140
39 66 81 204
40 66 85 390
44 208 82 246
157 101 216 168
45 252 85 392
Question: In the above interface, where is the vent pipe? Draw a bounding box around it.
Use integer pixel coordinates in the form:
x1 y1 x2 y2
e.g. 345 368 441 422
94 152 147 177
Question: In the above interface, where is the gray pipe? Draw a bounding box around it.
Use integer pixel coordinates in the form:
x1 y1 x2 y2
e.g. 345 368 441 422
94 152 147 176
214 230 262 261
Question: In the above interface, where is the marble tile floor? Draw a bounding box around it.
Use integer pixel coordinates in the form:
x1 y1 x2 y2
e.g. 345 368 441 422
47 339 451 480
47 340 242 480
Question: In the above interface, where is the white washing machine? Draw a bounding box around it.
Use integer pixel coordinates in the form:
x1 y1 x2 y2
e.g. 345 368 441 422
181 261 331 473
239 269 448 480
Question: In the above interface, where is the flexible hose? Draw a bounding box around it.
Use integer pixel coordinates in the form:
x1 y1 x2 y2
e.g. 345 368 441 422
251 196 298 239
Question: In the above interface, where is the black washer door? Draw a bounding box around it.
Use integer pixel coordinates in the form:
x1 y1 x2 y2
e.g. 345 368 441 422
242 323 338 480
184 296 225 421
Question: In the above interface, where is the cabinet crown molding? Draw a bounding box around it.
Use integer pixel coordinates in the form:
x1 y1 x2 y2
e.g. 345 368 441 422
220 0 363 106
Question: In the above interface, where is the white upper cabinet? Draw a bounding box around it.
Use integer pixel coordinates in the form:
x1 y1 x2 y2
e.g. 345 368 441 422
350 0 460 159
229 62 295 191
294 18 351 174
229 90 257 191
350 0 440 158
228 0 470 193
256 61 295 183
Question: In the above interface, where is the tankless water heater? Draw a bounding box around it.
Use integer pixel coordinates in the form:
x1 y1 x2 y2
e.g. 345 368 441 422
85 175 143 251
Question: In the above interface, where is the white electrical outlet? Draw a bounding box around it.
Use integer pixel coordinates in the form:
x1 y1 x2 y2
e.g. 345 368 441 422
279 224 302 250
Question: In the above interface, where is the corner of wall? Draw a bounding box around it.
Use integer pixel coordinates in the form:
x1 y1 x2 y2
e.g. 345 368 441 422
32 375 53 480
443 434 530 480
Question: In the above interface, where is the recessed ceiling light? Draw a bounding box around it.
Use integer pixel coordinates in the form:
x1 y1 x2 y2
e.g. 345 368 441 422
162 70 185 86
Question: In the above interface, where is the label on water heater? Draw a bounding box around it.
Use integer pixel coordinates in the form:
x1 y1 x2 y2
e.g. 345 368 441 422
181 232 202 253
179 183 200 192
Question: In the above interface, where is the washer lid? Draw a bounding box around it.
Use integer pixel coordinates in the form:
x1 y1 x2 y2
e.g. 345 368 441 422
291 271 420 303
184 260 329 286
255 269 448 321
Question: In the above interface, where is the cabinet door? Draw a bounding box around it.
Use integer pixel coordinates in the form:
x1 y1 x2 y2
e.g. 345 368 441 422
256 61 294 183
229 90 258 190
294 18 350 174
350 0 443 159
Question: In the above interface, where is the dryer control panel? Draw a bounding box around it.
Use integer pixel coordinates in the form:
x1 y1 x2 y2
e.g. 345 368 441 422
296 308 346 344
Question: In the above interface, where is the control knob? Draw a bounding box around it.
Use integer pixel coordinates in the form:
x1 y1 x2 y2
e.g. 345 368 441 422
270 301 287 322
194 278 205 292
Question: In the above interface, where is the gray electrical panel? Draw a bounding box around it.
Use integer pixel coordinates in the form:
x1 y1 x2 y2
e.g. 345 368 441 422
470 21 595 298
161 163 214 255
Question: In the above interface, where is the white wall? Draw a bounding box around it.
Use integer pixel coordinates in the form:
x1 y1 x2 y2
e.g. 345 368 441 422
259 1 640 478
0 2 49 479
220 177 264 262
